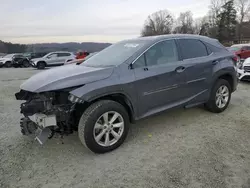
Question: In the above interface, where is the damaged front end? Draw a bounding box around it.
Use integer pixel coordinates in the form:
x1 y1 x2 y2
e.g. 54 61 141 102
15 89 81 144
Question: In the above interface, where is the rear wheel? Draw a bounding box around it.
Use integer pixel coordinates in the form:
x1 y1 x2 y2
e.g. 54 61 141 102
78 100 130 153
4 61 12 68
205 79 231 113
37 62 46 69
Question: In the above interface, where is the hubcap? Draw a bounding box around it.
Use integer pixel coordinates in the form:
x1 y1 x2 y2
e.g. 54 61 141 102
93 111 124 147
215 85 229 109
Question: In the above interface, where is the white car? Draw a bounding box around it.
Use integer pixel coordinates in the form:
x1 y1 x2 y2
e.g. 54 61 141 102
0 54 21 67
237 57 250 80
30 51 75 69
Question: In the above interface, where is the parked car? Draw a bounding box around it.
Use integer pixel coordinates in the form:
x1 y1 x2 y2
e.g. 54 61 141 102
228 44 250 59
15 34 238 153
76 51 90 59
0 53 22 67
64 52 98 65
30 51 75 69
237 57 250 80
12 54 30 68
23 52 49 60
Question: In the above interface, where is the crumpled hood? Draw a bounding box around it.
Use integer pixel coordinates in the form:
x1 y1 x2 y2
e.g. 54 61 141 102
21 65 114 92
0 58 11 62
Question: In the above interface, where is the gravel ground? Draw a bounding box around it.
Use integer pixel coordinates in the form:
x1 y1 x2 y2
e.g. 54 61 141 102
1 68 250 188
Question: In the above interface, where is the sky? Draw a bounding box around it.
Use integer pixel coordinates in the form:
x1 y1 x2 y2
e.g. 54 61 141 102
0 0 210 44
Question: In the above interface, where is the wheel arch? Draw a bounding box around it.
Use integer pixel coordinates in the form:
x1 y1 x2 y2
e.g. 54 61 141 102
37 61 47 66
212 71 235 92
76 92 136 123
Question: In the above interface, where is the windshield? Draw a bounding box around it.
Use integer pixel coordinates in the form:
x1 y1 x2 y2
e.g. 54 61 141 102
82 40 147 67
229 46 242 52
3 54 14 58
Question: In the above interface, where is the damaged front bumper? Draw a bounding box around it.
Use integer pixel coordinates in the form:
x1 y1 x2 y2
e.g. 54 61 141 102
21 114 57 144
16 90 77 145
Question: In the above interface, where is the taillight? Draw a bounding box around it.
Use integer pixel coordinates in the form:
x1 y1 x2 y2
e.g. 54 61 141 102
232 56 239 66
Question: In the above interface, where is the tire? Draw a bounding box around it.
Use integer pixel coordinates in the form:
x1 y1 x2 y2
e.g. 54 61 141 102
4 61 12 68
205 79 231 113
23 60 30 68
78 100 130 153
37 62 46 69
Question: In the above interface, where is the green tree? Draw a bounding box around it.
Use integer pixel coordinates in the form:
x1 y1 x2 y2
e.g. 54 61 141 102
217 0 237 42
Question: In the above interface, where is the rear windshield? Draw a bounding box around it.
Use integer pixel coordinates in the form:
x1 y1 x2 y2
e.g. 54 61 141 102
82 40 147 67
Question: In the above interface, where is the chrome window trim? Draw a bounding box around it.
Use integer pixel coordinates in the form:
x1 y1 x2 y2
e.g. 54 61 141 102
131 37 214 66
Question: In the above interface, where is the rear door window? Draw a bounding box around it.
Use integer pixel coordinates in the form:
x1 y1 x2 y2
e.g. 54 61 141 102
58 53 71 57
178 39 208 60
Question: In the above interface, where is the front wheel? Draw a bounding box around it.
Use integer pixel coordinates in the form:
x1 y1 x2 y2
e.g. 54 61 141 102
78 100 130 153
37 62 45 69
205 79 231 113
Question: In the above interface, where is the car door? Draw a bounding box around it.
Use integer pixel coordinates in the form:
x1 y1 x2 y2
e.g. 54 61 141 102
56 53 72 65
46 53 58 65
133 39 187 117
13 55 23 62
177 39 214 102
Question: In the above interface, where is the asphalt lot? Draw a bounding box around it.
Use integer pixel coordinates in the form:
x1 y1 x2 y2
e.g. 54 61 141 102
1 68 250 188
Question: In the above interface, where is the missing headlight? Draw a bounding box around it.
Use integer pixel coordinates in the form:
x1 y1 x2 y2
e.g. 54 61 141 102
68 94 84 103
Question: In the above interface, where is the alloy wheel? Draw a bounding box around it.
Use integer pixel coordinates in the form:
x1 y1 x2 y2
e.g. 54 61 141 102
93 111 124 147
215 85 229 109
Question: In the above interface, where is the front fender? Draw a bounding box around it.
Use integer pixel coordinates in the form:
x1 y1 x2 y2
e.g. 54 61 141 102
69 69 138 118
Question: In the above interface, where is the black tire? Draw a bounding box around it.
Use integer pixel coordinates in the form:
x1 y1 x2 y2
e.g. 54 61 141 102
78 100 130 153
205 79 231 113
37 62 46 69
4 61 12 68
23 60 30 68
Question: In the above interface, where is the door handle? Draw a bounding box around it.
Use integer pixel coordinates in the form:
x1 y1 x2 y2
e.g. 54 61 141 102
212 60 219 65
175 66 186 73
144 67 149 71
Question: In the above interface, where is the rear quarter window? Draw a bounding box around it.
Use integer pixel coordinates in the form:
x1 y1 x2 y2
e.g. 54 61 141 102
178 39 208 60
205 42 227 54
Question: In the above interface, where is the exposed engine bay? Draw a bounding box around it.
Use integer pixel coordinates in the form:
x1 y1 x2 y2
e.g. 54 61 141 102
15 89 81 144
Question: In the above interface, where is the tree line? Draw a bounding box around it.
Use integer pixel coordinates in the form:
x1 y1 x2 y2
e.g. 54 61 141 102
0 41 26 53
141 0 250 45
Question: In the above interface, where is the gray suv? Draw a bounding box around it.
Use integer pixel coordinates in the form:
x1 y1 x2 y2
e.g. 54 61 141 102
15 34 238 153
30 51 75 69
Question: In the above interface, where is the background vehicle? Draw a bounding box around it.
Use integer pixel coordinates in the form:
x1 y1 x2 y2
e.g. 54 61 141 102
64 52 98 65
16 34 237 153
237 57 250 81
0 53 22 67
30 51 75 69
228 44 250 59
12 54 30 68
76 51 90 59
23 52 49 60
